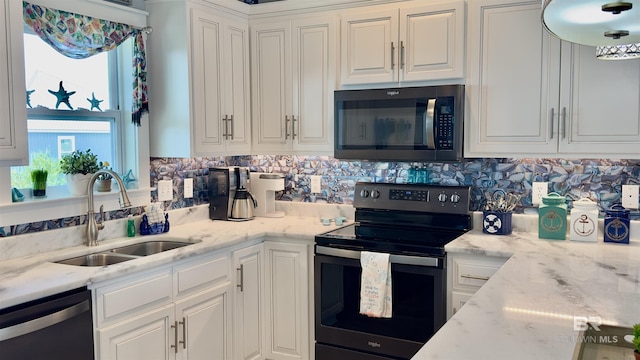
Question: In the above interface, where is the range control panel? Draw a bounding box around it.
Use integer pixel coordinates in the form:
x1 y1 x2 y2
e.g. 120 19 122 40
353 182 470 215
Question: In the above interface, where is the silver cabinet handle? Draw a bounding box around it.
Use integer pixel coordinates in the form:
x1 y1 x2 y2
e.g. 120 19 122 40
425 99 436 149
285 116 290 140
460 274 491 281
391 42 395 70
237 264 244 292
171 321 178 354
229 114 234 140
400 40 405 70
179 317 186 349
550 108 555 139
292 115 297 140
561 107 566 139
0 300 90 341
222 115 229 140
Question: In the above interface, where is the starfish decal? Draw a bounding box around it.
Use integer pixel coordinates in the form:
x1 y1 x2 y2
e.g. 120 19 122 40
48 81 75 110
26 90 35 108
87 92 104 111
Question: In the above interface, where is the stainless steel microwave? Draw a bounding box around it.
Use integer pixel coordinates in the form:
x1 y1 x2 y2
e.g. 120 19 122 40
334 85 464 162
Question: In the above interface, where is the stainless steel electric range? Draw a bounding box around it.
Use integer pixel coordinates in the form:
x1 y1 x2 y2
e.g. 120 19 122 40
314 182 472 360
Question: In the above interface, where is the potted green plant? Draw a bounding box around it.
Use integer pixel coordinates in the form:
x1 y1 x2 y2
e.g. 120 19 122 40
96 161 113 192
30 168 48 198
59 149 99 196
633 323 640 360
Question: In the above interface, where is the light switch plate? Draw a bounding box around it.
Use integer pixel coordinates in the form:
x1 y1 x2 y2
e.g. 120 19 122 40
184 178 193 199
622 184 639 209
532 182 548 205
157 180 173 201
310 175 322 193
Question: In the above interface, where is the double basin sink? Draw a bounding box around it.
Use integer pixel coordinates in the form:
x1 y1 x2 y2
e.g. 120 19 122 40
56 239 201 266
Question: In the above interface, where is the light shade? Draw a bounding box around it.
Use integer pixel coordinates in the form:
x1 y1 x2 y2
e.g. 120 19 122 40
542 0 640 46
596 43 640 59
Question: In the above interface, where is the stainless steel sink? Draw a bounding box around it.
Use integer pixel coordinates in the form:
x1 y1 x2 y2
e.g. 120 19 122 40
56 253 137 267
55 239 200 266
108 240 198 256
572 323 636 360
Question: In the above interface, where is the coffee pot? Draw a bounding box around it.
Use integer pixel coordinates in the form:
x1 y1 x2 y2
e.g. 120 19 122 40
230 169 257 220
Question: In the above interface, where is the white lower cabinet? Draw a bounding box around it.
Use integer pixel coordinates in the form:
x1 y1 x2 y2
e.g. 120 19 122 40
94 252 232 360
233 243 265 360
93 240 311 360
446 253 507 319
264 241 310 360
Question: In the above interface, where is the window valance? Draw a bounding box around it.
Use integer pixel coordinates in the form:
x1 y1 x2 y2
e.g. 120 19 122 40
23 2 149 126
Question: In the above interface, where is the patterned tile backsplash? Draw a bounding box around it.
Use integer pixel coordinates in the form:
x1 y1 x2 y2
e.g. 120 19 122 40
150 155 640 214
4 155 640 237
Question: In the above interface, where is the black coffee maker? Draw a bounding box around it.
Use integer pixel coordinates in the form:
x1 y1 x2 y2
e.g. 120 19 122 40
209 167 252 221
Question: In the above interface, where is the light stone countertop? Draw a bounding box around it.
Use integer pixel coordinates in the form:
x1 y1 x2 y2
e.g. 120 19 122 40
0 204 348 309
414 230 640 360
3 203 640 360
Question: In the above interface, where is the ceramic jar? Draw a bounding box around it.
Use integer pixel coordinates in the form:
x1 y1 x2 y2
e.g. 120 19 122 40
570 198 598 242
603 204 630 244
538 192 567 240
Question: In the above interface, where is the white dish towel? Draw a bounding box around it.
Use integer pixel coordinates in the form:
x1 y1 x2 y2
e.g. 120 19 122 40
359 251 392 318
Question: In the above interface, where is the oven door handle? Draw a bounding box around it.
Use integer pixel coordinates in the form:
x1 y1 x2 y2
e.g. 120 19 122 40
316 245 440 267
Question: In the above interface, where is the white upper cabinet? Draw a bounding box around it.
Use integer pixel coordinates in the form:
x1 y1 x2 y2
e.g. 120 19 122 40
465 0 640 158
0 0 28 165
558 42 640 156
147 1 250 157
251 14 336 155
340 0 465 86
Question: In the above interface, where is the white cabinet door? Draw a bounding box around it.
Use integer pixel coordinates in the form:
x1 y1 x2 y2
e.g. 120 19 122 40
223 17 251 153
340 8 398 85
291 16 335 153
98 304 175 360
251 15 335 155
465 0 561 157
191 8 225 155
175 285 232 360
400 2 465 82
147 1 249 157
559 42 640 156
251 20 291 152
264 241 309 360
233 243 265 360
0 0 28 165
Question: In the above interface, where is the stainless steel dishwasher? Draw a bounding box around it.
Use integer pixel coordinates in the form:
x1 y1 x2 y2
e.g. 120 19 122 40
0 287 94 359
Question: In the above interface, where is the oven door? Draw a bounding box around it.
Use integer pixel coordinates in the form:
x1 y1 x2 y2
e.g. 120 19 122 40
314 246 446 360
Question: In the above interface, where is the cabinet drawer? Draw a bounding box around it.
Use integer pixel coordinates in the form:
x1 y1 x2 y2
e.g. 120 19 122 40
174 253 230 297
451 255 507 291
95 270 173 326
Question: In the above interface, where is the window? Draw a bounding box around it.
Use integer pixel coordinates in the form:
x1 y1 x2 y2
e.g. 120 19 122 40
10 32 127 189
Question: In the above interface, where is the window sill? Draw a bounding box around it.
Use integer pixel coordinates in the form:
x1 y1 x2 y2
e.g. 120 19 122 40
0 187 152 227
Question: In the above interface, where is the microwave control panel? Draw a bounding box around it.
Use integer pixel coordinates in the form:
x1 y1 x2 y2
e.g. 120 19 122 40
436 97 455 150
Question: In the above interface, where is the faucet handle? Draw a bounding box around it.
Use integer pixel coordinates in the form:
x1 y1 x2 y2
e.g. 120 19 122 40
98 204 105 230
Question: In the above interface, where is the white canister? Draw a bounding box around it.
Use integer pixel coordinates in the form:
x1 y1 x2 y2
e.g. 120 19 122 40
570 198 599 242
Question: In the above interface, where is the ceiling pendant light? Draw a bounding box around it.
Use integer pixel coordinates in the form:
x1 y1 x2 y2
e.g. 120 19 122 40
596 42 640 59
542 0 640 46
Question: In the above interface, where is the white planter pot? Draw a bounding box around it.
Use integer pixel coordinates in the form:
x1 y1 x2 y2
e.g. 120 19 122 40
66 173 93 196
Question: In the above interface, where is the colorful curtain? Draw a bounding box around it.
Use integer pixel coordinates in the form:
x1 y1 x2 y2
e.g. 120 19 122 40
23 2 148 126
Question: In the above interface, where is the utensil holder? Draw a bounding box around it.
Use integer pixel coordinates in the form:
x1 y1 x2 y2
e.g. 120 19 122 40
482 211 512 235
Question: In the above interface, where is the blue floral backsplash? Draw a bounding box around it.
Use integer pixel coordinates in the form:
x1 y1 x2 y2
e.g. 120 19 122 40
4 155 640 237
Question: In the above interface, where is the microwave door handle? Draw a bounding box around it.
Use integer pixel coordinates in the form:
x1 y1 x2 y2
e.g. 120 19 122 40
425 98 436 149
